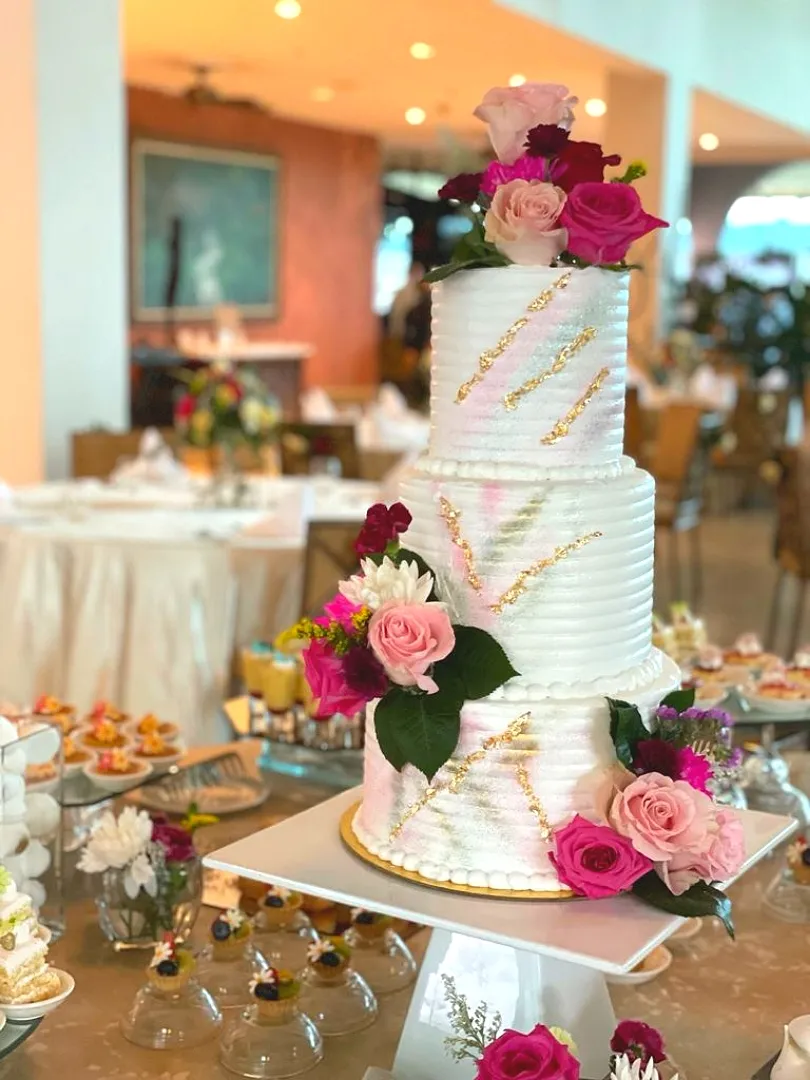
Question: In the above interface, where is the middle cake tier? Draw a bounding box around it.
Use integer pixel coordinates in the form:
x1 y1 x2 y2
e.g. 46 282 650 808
400 455 656 694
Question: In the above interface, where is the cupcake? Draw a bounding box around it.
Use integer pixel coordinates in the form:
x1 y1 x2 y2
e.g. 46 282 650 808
241 641 275 695
147 933 195 993
86 700 130 726
134 713 179 742
349 908 393 944
210 908 252 961
32 695 76 733
250 967 301 1023
80 716 128 750
307 937 350 982
787 838 810 885
256 885 304 931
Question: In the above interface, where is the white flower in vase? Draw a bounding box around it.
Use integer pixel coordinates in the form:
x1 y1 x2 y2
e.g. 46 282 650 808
123 851 158 899
340 556 434 610
77 806 153 874
610 1054 676 1080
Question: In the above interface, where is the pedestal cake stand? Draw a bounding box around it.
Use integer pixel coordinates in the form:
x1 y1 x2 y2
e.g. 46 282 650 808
204 787 795 1079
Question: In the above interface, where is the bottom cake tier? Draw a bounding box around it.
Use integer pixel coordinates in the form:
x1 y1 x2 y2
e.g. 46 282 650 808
351 655 679 893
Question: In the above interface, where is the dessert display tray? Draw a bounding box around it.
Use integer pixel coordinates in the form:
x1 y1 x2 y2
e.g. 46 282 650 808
130 751 270 816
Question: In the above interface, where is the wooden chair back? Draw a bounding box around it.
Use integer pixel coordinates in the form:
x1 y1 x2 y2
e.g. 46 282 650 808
624 387 645 462
720 388 790 466
72 428 178 478
650 404 704 492
774 446 810 579
279 423 360 479
299 520 363 619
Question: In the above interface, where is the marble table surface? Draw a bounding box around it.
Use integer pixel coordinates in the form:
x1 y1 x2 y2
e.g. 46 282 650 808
2 742 806 1080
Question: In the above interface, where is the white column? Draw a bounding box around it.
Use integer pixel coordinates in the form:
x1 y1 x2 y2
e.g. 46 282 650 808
0 0 127 482
604 71 692 368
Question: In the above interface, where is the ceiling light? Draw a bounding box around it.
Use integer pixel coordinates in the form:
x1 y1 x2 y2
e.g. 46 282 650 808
274 0 301 19
508 73 527 87
405 107 426 126
698 132 720 151
584 97 607 117
311 86 335 102
409 42 435 60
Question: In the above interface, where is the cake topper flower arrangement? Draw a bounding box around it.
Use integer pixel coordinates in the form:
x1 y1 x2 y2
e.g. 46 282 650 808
427 82 667 283
280 502 518 779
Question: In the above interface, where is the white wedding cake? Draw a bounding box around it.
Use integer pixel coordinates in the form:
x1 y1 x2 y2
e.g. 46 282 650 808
352 265 679 893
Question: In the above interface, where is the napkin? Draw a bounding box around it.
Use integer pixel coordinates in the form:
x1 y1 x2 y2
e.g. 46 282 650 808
300 387 338 423
109 428 190 486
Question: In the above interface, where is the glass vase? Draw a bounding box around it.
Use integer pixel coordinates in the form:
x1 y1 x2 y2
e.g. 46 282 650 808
95 856 202 948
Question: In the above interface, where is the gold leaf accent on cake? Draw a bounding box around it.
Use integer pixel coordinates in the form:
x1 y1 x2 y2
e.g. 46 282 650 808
438 496 482 592
454 272 572 404
540 366 610 445
483 494 546 566
502 326 597 411
490 531 602 614
388 712 531 841
514 761 552 840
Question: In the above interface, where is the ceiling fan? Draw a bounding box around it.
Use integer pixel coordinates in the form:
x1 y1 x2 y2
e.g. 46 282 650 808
137 56 270 113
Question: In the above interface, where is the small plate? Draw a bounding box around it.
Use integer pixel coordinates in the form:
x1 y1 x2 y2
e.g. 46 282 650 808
606 945 672 986
82 760 153 793
669 916 702 942
132 744 186 772
133 752 269 816
740 690 810 718
2 970 75 1022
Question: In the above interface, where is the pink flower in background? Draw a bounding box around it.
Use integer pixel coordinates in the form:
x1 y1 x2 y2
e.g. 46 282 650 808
474 83 578 165
302 640 372 719
550 815 652 899
367 602 455 693
484 180 567 266
610 1020 666 1065
660 808 745 892
476 1025 580 1080
608 772 714 864
322 593 363 633
560 181 668 264
481 155 548 196
151 820 196 863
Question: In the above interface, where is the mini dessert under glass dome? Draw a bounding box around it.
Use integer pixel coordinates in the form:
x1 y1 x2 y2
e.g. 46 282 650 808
252 885 316 974
196 908 269 1011
299 936 377 1037
342 908 416 995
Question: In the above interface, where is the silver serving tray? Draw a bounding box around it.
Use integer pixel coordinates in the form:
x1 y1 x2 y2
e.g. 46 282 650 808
134 752 270 816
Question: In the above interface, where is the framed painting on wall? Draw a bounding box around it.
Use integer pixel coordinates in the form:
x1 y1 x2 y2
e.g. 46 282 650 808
131 139 279 320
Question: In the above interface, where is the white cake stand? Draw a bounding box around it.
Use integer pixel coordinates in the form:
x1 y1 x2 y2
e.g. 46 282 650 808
204 788 795 1080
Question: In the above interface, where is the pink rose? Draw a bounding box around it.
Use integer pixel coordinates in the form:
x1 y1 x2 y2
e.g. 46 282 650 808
477 1025 580 1080
657 808 745 895
367 602 454 693
609 772 714 864
560 181 668 264
484 180 567 266
302 639 374 719
550 815 652 899
474 83 578 165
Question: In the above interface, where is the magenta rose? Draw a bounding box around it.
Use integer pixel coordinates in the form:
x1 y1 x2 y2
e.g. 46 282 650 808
367 601 454 693
550 140 621 192
151 821 196 863
560 182 668 264
549 815 652 899
484 179 567 266
477 1025 580 1080
610 1020 665 1065
354 502 412 556
657 807 745 895
608 772 714 864
474 83 578 165
302 639 374 719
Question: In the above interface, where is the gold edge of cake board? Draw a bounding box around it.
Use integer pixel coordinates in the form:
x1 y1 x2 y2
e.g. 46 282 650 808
339 801 575 902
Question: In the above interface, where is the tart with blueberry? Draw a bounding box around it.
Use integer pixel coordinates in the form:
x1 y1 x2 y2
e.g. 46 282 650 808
306 936 350 982
250 967 301 1022
147 933 195 992
256 885 304 931
349 908 393 943
210 908 252 960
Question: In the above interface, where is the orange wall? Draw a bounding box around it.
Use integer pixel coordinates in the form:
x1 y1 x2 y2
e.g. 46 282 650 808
128 86 381 388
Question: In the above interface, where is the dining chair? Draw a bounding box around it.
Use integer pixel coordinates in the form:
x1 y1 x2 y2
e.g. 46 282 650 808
651 403 708 609
299 520 363 619
766 446 810 655
710 388 790 509
279 423 361 480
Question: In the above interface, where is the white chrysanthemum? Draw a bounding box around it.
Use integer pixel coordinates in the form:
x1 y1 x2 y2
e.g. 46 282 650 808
77 806 153 874
249 970 278 994
611 1055 674 1080
307 939 334 963
339 556 433 611
224 907 246 930
267 885 291 901
124 851 158 899
150 941 173 968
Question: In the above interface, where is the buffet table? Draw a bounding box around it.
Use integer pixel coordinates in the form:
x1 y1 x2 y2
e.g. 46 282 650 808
3 740 805 1080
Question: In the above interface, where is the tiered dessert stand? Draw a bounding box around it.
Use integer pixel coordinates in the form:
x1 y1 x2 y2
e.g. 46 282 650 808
205 787 796 1079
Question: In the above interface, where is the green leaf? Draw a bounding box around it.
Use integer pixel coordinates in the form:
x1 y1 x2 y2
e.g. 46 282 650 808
660 687 696 713
373 694 409 772
607 697 648 768
378 686 462 780
434 625 519 700
632 872 735 939
423 255 510 285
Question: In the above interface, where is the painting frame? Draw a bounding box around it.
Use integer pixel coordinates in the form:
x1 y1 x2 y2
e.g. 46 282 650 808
131 138 280 321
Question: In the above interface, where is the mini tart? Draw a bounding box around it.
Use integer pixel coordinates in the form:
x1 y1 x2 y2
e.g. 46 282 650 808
134 715 179 741
308 938 351 982
253 970 301 1023
210 917 252 961
723 649 778 668
86 702 130 726
79 727 128 750
63 737 90 766
351 910 393 943
147 948 195 993
787 666 810 687
95 751 142 776
25 762 58 785
258 889 303 930
756 681 806 701
134 734 177 760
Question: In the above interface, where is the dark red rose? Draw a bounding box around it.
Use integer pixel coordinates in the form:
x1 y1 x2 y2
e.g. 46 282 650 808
437 172 483 204
524 123 570 158
152 821 196 863
354 502 413 555
342 647 389 699
551 140 621 192
610 1020 666 1065
632 738 679 779
560 181 668 264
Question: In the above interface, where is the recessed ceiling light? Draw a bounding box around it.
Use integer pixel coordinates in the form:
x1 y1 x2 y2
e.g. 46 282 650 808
311 86 335 102
698 132 720 151
508 73 527 87
274 0 301 19
405 107 426 126
584 97 607 117
409 42 435 60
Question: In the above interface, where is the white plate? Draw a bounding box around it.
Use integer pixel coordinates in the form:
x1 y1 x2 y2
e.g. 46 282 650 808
669 916 702 942
82 760 153 792
606 945 672 986
740 690 810 717
132 745 186 772
1 969 74 1022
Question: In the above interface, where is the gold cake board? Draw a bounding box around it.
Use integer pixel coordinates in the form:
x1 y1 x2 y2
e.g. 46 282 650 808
339 801 574 901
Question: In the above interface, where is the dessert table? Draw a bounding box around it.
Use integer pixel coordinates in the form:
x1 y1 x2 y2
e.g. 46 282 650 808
2 740 807 1080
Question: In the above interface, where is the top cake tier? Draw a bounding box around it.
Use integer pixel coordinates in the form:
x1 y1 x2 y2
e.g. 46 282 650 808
429 264 629 475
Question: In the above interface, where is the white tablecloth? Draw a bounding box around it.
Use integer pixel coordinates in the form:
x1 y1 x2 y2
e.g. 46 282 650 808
0 477 378 744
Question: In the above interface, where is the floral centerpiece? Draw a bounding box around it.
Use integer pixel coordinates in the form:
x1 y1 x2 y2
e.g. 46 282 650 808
78 805 210 946
428 81 667 282
174 359 281 459
281 502 518 779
